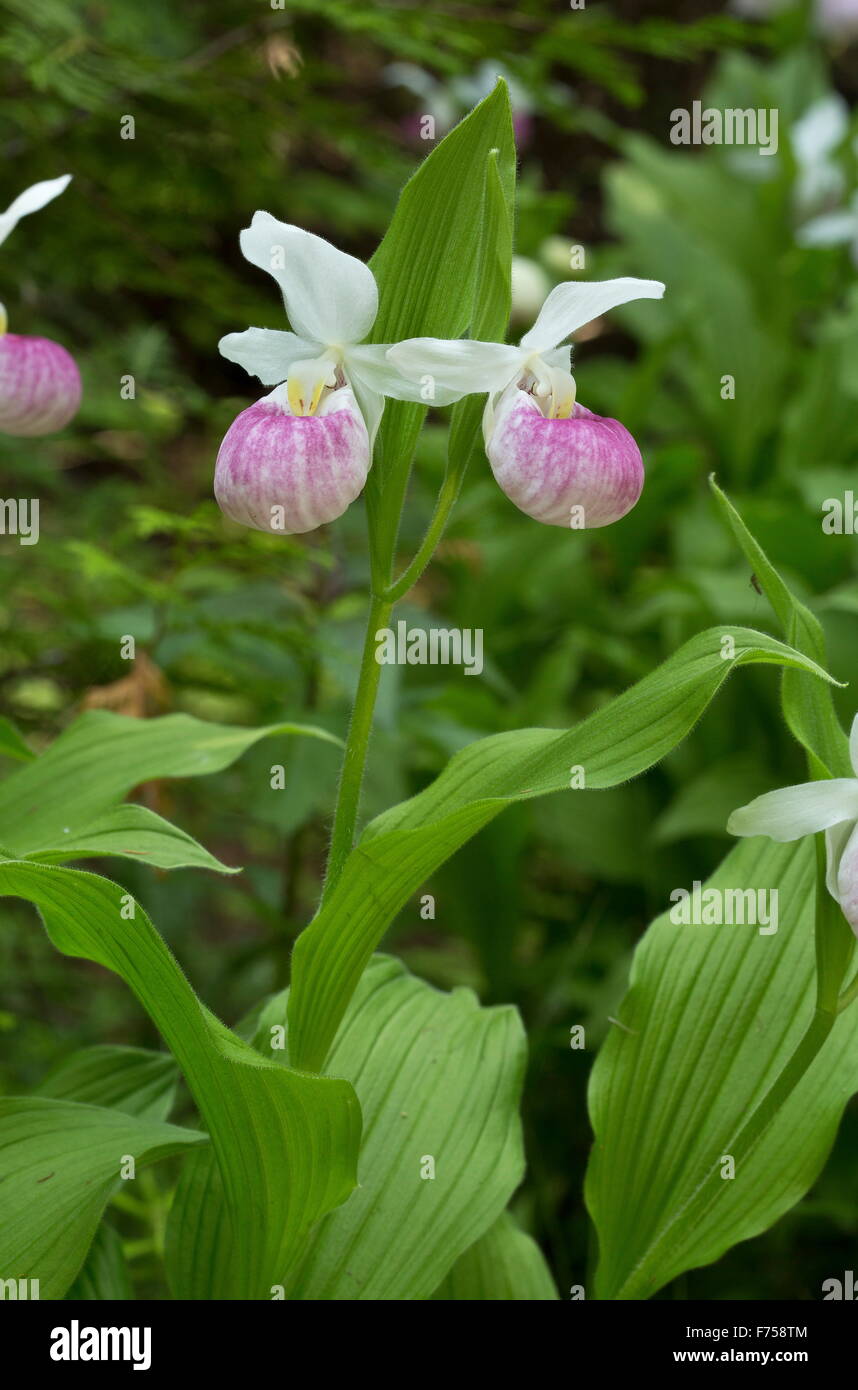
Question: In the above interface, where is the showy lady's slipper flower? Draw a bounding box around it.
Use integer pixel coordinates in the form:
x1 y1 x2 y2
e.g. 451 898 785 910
217 215 417 535
728 715 858 936
0 175 81 437
387 277 665 529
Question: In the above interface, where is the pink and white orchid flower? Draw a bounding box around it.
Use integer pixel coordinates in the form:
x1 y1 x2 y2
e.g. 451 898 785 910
727 715 858 935
386 277 665 528
216 215 421 535
0 175 81 437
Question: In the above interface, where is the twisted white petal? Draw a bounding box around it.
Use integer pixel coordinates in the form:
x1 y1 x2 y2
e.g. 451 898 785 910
0 174 72 250
238 212 378 346
519 277 666 353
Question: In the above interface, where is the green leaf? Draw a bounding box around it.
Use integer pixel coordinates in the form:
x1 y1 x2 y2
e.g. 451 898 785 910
586 835 858 1299
383 146 515 600
25 804 238 874
0 716 35 762
288 627 840 1072
430 1213 559 1301
365 81 515 576
709 477 850 778
35 1044 177 1122
0 860 361 1298
164 1147 236 1300
0 709 340 858
0 1096 204 1300
370 80 514 345
167 955 527 1301
66 1221 132 1301
284 955 526 1300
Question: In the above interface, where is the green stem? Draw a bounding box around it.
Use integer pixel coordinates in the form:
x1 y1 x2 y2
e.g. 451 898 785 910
383 469 460 602
837 968 858 1013
322 591 392 900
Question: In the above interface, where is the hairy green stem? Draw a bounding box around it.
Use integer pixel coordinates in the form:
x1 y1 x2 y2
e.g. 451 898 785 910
322 591 392 900
383 469 461 602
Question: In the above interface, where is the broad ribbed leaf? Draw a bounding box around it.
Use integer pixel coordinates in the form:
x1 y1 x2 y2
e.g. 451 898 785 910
167 955 526 1301
25 804 237 874
0 716 34 762
288 628 839 1071
710 478 850 778
431 1213 559 1301
66 1221 132 1300
366 80 515 572
0 860 360 1298
586 835 858 1299
0 1096 204 1299
0 710 340 858
284 956 526 1300
35 1044 177 1122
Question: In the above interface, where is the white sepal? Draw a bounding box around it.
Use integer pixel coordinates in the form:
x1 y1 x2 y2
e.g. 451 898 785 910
238 212 378 346
385 337 523 400
0 174 72 250
519 277 666 353
218 328 318 385
727 779 858 841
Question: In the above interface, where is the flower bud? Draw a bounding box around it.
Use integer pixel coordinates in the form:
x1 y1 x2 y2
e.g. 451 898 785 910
214 383 370 534
0 333 81 437
486 388 644 529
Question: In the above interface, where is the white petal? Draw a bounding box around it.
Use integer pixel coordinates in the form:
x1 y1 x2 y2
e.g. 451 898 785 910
797 210 858 247
349 344 461 405
849 712 858 777
520 278 665 353
727 779 858 841
0 174 71 249
825 820 855 901
834 821 858 934
238 212 377 346
348 372 385 451
792 95 849 165
218 328 318 385
385 338 523 400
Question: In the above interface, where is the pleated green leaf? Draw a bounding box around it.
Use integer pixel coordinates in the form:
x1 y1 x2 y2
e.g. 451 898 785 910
288 627 840 1072
431 1213 559 1301
0 1096 204 1300
35 1044 177 1122
0 715 35 762
166 955 526 1301
0 709 340 858
283 956 526 1300
0 860 361 1299
66 1221 132 1301
25 804 238 874
365 80 515 571
710 478 850 778
586 835 858 1299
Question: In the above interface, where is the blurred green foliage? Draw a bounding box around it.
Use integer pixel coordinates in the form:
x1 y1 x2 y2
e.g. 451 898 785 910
2 0 858 1298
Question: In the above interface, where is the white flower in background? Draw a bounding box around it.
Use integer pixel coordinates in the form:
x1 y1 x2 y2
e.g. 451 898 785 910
216 215 422 534
791 93 849 215
728 715 858 935
798 190 858 266
510 256 552 327
387 277 665 529
733 0 858 38
0 175 81 437
384 60 537 146
816 0 858 38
